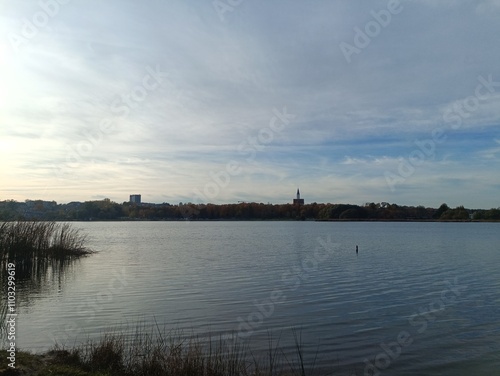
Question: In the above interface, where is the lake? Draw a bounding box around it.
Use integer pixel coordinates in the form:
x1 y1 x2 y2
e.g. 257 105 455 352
14 221 500 375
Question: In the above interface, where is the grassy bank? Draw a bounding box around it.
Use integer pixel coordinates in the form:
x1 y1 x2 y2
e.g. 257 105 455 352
1 327 320 376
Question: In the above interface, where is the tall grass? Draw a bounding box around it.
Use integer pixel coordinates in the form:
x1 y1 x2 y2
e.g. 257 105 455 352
52 325 317 376
0 221 92 286
0 221 92 263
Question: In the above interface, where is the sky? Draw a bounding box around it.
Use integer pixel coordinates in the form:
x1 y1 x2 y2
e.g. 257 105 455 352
0 0 499 208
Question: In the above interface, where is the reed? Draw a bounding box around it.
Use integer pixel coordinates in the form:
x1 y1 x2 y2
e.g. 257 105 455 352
45 325 317 376
0 221 92 264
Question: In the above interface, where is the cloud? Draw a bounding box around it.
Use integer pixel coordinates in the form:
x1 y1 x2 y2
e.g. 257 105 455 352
0 0 499 208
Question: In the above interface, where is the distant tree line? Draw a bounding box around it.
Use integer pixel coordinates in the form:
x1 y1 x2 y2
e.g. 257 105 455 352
0 199 499 221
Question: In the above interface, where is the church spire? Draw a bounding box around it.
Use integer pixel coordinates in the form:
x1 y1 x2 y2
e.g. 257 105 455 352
293 188 304 205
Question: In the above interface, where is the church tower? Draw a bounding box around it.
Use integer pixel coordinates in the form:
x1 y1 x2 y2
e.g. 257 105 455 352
293 188 304 205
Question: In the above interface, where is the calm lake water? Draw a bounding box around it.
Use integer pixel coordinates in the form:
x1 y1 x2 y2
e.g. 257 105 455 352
14 221 500 375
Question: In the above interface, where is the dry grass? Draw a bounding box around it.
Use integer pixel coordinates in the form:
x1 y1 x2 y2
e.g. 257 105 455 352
46 325 319 376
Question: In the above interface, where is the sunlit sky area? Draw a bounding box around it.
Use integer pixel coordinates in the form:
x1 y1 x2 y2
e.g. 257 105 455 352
1 0 499 207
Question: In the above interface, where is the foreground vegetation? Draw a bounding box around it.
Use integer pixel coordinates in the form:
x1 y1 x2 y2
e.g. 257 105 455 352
1 328 322 376
1 199 499 221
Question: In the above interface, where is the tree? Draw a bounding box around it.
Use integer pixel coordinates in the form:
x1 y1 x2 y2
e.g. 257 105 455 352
439 206 469 220
433 203 450 219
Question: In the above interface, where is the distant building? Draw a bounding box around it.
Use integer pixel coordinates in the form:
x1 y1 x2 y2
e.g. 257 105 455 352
293 188 304 205
130 194 141 204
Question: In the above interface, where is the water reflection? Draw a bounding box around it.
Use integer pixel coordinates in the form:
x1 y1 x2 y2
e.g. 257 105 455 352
0 256 81 339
